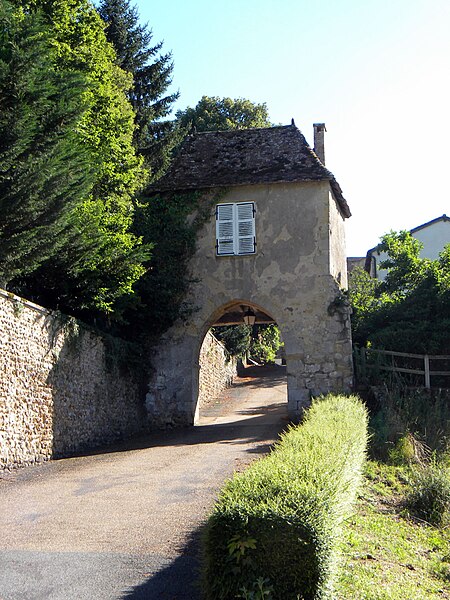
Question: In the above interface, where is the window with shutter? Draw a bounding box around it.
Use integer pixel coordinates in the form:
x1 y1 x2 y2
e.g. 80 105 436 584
216 202 256 256
216 204 235 255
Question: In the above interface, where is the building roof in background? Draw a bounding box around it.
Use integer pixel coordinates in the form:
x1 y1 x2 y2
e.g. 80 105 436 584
366 214 450 257
365 214 450 275
150 124 351 218
410 213 449 234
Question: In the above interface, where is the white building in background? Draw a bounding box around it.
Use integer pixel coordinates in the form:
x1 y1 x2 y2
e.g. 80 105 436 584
364 214 450 280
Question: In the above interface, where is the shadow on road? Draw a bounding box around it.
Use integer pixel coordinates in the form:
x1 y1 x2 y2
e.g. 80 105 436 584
120 369 288 599
121 528 203 600
234 364 287 389
61 364 288 460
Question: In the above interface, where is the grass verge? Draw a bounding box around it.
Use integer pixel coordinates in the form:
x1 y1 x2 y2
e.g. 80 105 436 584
336 460 450 600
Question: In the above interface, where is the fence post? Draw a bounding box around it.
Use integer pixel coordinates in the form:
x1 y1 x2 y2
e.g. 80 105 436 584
424 355 431 389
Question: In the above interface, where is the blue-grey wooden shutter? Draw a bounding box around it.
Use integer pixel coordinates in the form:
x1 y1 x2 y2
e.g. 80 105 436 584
216 202 256 255
236 202 256 255
216 203 234 255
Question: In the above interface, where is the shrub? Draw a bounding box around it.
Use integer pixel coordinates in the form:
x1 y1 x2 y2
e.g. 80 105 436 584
405 460 450 527
388 432 430 466
249 325 282 364
369 388 450 459
202 395 369 600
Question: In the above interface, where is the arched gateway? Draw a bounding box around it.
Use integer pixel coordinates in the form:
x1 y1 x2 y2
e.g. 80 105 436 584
145 123 353 427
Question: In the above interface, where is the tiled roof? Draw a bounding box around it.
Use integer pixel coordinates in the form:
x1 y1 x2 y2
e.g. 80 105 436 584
151 124 351 218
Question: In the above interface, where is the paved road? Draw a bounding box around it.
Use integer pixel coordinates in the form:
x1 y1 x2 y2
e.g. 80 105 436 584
0 366 287 600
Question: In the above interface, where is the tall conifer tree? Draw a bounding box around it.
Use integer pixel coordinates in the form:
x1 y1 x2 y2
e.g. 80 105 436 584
0 1 95 285
98 0 180 180
6 0 150 319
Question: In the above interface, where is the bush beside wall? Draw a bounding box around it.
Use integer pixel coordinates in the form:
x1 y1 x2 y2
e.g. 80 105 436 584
203 394 369 600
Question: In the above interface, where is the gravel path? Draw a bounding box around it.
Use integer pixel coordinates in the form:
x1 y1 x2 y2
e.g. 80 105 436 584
0 365 287 600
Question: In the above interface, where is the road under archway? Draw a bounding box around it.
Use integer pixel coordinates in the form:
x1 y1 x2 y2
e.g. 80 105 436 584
0 366 287 600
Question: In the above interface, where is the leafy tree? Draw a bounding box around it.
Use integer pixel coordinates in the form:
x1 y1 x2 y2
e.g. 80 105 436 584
9 0 150 318
175 95 272 132
377 231 428 296
349 231 450 354
213 324 283 363
98 0 180 180
213 325 252 358
250 324 283 364
0 2 95 285
347 266 381 343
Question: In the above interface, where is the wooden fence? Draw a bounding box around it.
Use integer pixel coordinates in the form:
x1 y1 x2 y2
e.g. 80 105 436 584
353 347 450 389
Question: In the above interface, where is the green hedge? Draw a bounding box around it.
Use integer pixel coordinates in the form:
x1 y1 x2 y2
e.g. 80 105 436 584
202 394 369 600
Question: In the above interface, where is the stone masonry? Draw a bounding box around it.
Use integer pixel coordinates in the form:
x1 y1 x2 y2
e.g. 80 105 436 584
0 291 240 470
0 290 145 470
146 181 353 427
198 331 237 411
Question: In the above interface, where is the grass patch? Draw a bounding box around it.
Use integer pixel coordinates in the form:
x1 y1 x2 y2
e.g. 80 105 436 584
336 461 450 599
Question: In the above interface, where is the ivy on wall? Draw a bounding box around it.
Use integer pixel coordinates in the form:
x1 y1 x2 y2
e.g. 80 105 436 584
118 189 227 345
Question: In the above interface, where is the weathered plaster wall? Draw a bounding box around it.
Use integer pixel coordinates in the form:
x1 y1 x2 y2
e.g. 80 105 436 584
0 290 145 470
198 331 236 414
147 181 353 426
329 192 348 289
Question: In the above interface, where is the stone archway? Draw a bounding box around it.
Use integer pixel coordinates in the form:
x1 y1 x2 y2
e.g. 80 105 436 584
193 300 284 424
146 266 352 430
145 125 354 429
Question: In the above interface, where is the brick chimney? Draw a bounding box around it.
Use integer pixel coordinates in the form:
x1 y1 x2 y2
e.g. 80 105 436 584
313 123 326 164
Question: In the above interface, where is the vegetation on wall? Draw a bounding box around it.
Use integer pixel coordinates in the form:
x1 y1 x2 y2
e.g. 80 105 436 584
118 190 222 342
349 231 450 354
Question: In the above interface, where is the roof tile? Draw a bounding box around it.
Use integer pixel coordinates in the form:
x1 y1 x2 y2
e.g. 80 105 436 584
151 124 351 217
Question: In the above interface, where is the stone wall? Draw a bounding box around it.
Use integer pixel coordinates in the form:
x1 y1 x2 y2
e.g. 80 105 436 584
198 331 236 411
0 290 146 470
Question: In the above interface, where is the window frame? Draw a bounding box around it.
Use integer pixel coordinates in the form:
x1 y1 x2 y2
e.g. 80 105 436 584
215 201 256 256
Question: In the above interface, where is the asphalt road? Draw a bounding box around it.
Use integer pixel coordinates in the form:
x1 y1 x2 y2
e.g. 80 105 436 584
0 365 287 600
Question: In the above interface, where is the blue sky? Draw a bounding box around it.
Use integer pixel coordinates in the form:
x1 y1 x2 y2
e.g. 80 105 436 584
134 0 450 256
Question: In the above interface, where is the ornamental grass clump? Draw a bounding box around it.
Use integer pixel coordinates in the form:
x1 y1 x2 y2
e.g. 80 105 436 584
203 394 369 600
405 458 450 527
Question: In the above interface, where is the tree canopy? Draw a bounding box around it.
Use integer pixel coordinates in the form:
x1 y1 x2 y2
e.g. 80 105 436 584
98 0 180 180
6 0 150 318
0 1 95 284
175 95 272 132
349 231 450 354
0 0 279 346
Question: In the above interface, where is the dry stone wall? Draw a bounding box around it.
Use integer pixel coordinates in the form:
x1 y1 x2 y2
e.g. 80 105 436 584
1 291 239 470
198 331 236 410
0 290 145 470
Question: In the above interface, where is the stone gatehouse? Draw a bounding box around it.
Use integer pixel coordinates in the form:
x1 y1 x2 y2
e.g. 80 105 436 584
146 122 353 426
